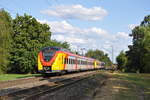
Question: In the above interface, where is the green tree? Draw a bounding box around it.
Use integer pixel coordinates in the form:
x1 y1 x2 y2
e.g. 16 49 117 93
9 14 52 73
126 15 150 73
0 9 13 73
85 49 112 66
116 51 127 71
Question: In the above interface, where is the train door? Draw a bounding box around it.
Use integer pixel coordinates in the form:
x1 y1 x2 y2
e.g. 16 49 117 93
65 56 76 71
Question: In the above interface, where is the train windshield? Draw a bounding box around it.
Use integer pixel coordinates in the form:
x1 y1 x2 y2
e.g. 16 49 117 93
42 47 59 62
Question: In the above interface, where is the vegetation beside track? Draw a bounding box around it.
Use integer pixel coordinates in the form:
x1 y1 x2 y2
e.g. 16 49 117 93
0 74 41 82
98 72 150 100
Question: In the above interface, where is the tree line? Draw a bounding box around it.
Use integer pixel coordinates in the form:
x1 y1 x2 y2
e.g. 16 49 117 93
116 15 150 73
0 9 112 74
85 49 112 66
0 9 70 74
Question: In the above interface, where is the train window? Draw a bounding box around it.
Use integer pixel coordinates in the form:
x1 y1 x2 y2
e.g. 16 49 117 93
67 58 69 64
65 58 67 64
70 59 72 64
71 59 73 64
67 58 68 64
72 59 73 64
72 59 74 64
70 59 71 64
68 59 70 64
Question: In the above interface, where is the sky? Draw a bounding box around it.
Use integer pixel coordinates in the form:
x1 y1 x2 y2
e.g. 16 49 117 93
0 0 149 62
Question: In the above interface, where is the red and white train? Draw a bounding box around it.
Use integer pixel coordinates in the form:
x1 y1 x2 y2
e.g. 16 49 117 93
38 47 105 74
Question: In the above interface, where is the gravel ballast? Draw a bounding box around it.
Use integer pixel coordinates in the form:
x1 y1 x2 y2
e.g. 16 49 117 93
37 73 108 100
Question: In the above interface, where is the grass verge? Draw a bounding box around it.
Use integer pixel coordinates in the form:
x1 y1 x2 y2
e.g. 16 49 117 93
111 72 150 100
0 74 41 82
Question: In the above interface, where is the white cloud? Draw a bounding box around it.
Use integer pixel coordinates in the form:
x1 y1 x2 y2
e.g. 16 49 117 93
115 32 129 39
41 4 108 21
52 34 87 44
128 24 138 30
38 19 132 62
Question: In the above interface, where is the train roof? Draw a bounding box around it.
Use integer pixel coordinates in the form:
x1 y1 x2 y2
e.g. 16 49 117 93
41 46 98 61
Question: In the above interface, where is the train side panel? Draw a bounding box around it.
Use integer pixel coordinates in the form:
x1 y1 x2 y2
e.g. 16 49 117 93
51 52 66 72
38 55 43 71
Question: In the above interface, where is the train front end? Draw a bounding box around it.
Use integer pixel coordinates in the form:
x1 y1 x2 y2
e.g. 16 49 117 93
38 47 59 73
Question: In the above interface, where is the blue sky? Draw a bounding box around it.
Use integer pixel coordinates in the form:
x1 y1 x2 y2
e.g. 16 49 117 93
0 0 149 62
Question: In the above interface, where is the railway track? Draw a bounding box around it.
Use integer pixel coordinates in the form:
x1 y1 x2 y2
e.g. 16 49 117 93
0 71 99 100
